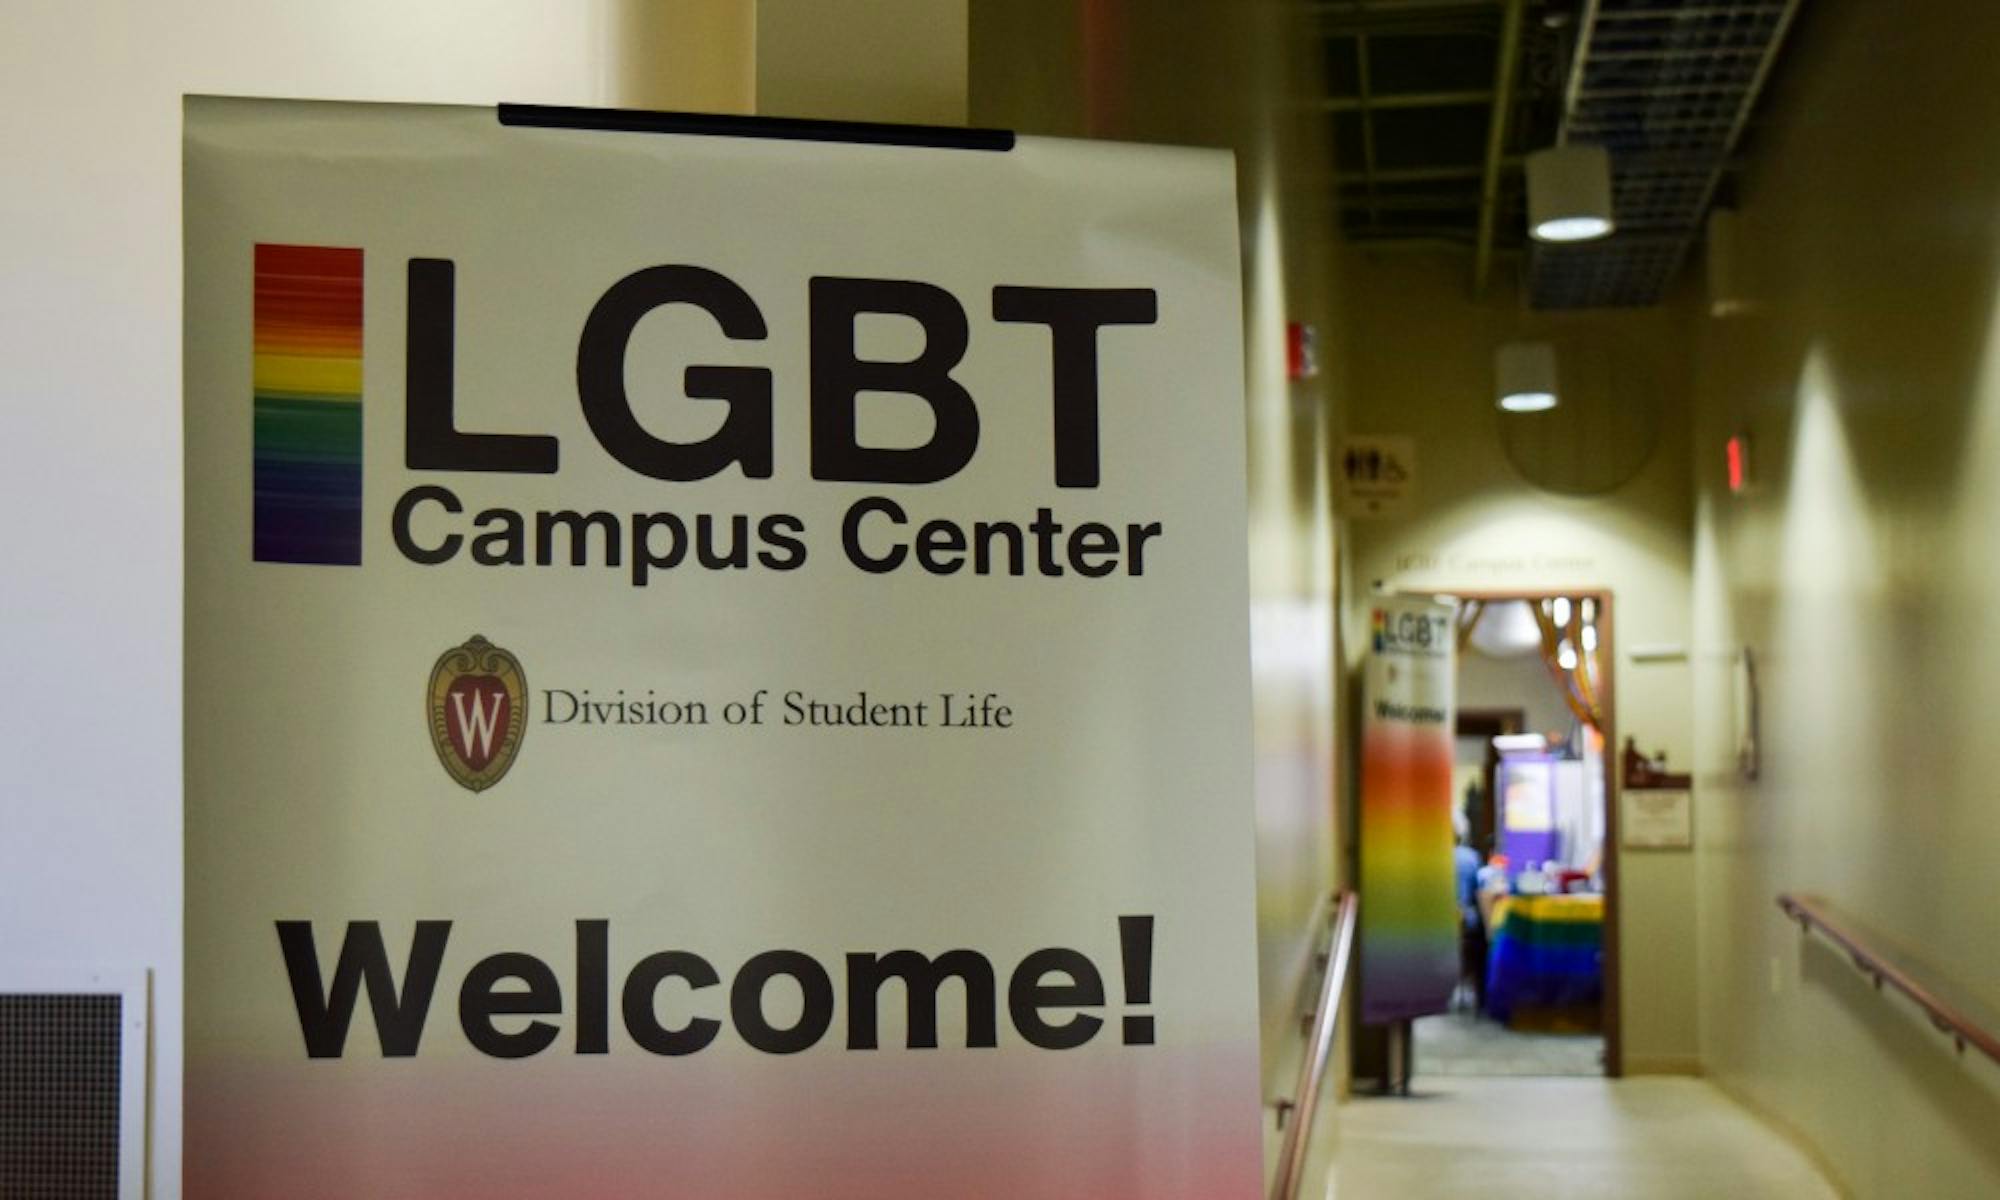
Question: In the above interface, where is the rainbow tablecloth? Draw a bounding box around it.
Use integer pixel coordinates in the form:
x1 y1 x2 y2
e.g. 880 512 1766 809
1485 893 1603 1031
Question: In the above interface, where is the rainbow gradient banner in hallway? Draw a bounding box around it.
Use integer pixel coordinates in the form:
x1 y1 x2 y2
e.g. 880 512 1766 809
182 98 1260 1198
1358 597 1459 1024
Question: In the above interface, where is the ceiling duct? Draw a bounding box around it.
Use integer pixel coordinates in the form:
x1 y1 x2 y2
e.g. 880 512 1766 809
1528 0 1804 309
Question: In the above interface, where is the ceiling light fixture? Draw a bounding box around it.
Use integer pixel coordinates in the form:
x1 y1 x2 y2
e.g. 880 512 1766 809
1527 144 1615 243
1495 341 1559 413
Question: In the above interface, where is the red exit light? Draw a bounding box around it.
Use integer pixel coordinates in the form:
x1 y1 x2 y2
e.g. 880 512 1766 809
1727 434 1749 493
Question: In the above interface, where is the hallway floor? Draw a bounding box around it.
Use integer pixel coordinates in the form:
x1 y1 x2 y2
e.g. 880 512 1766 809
1414 1008 1603 1075
1327 1076 1841 1200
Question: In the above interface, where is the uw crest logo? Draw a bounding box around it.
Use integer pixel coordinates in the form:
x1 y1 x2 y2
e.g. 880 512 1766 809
428 635 528 792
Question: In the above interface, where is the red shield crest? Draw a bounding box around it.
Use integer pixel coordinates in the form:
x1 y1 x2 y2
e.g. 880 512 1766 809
428 636 528 791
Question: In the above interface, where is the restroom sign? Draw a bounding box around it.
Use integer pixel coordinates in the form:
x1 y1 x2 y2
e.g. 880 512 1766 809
1339 434 1416 518
182 98 1261 1198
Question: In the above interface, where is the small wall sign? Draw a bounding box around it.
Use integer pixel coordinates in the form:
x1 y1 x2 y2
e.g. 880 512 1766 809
1622 787 1693 850
1339 434 1415 519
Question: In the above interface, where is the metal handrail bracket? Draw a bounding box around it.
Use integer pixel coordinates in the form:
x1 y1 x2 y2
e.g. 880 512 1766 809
1777 893 2000 1069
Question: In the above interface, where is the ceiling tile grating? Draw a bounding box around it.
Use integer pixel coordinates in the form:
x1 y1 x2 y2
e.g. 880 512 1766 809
1527 0 1804 308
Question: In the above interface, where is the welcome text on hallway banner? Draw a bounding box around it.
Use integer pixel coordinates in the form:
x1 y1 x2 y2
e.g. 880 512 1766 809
183 97 1260 1198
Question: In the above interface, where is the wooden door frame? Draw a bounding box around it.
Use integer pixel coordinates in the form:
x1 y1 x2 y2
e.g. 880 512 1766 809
1445 588 1622 1078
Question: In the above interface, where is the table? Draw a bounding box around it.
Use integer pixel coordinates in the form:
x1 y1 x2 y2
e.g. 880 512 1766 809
1485 893 1604 1031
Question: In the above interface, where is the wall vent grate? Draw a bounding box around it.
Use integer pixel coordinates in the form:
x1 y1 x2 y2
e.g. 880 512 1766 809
0 988 136 1200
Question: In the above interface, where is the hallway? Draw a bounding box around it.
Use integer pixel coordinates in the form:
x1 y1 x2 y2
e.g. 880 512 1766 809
15 0 2000 1195
1329 1077 1839 1200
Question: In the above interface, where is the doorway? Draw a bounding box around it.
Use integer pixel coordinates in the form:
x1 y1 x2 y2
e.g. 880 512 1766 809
1418 591 1620 1079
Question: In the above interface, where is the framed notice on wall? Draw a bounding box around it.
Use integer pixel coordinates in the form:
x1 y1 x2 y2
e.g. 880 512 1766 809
184 98 1260 1198
1622 787 1694 850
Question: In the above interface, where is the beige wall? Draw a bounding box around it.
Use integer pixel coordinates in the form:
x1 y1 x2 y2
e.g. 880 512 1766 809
1690 0 2000 1192
1459 643 1576 745
618 0 756 113
973 0 1350 1175
1337 251 1700 1074
758 0 966 124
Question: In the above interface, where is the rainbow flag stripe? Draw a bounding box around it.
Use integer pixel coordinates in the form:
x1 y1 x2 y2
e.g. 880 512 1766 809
253 243 362 565
1358 723 1460 1023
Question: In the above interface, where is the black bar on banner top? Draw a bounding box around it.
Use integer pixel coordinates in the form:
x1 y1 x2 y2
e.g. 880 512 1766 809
498 103 1015 152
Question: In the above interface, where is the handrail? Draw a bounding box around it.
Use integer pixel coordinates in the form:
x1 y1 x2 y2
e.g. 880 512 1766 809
1270 890 1359 1200
1777 893 2000 1068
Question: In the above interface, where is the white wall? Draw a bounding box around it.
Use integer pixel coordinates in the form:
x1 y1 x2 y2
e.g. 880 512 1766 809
0 4 743 1193
1690 1 2000 1192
